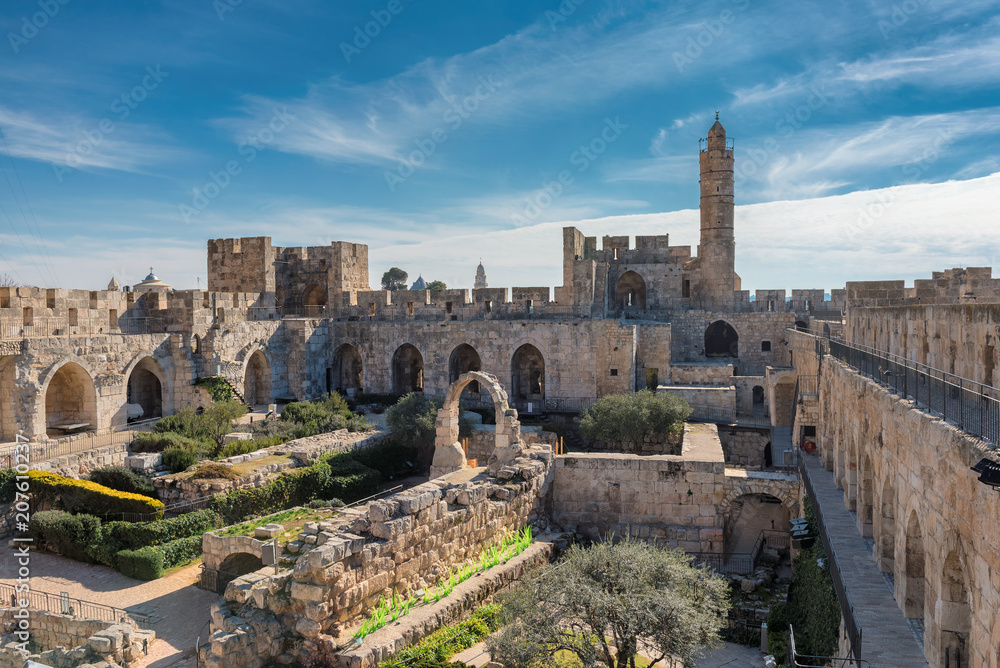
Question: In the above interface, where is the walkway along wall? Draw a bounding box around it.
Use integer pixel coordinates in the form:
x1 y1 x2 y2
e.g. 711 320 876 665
819 355 1000 668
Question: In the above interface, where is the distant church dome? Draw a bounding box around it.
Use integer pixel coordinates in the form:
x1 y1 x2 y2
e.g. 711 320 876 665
410 275 427 290
474 261 488 289
134 267 172 293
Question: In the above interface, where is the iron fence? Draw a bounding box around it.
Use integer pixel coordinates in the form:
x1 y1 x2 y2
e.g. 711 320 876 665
689 530 790 576
789 624 870 668
687 403 772 429
798 457 864 663
0 583 151 629
0 316 153 340
0 418 160 469
797 375 819 395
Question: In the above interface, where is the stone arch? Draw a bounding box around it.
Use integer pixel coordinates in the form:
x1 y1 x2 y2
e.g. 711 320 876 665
722 492 790 554
752 385 765 406
125 355 165 421
877 475 896 573
615 271 647 310
859 453 874 538
902 508 927 619
705 320 739 357
192 334 201 355
332 343 364 394
244 349 272 407
0 356 15 442
42 359 99 437
431 371 521 478
275 285 285 310
938 546 971 667
303 283 328 310
719 479 799 554
511 343 544 402
795 320 808 331
845 433 858 511
834 426 846 491
392 344 424 394
449 344 482 395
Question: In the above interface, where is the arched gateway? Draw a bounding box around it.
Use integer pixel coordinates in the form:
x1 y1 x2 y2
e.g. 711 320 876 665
430 371 523 479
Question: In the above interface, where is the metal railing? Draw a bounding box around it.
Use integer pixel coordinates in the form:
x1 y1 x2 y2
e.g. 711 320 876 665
0 582 151 629
687 404 772 429
798 457 864 663
797 374 819 395
689 530 790 575
0 316 153 340
789 624 870 668
0 418 160 469
794 327 1000 447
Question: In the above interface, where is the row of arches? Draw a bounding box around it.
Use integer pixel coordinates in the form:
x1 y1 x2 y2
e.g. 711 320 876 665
830 418 973 667
331 342 546 401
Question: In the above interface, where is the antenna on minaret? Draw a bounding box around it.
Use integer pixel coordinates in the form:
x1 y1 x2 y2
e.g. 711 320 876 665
715 111 719 120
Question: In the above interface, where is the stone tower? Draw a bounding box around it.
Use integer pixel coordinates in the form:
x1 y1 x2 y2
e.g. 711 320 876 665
698 116 736 309
474 261 488 288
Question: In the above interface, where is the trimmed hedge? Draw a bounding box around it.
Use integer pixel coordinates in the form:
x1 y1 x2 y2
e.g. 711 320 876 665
28 510 101 563
159 535 205 569
88 466 157 498
100 509 222 552
29 470 164 518
131 431 206 454
0 468 16 504
209 453 378 524
118 547 164 581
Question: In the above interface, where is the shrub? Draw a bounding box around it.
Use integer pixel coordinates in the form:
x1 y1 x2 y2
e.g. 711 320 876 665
578 389 691 449
281 393 373 436
131 431 204 454
154 401 247 448
351 440 419 479
386 395 473 469
88 466 157 498
0 468 16 504
98 509 223 552
216 434 289 459
118 546 164 580
163 447 199 473
158 535 204 569
190 463 240 480
377 603 501 667
28 510 101 562
28 470 164 518
768 543 840 659
194 376 236 403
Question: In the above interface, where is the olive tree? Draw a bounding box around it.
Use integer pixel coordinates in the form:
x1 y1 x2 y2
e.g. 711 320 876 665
578 389 691 450
487 537 730 668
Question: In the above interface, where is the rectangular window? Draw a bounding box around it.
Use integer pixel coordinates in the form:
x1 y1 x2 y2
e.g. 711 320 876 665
109 309 117 328
22 307 32 326
90 291 98 309
803 426 817 437
68 308 78 326
407 302 414 315
645 368 658 390
761 340 771 352
46 289 55 309
0 288 9 308
610 368 618 377
369 303 376 317
526 299 533 313
682 279 690 298
445 301 453 314
767 300 774 312
485 300 492 314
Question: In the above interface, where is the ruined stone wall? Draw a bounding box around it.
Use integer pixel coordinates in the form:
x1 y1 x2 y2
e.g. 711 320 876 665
203 446 553 668
819 356 1000 668
717 426 770 467
0 609 153 668
846 303 1000 387
668 310 794 374
33 442 129 478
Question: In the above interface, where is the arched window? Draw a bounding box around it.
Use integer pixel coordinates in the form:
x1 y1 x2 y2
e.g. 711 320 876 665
392 344 424 394
511 344 545 401
615 271 647 311
449 344 482 395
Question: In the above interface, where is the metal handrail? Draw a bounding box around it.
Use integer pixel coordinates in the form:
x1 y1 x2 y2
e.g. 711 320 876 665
0 582 151 629
789 624 871 668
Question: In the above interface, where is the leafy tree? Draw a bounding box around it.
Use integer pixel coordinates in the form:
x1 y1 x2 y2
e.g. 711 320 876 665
487 537 730 668
578 390 690 451
425 280 447 291
385 393 472 470
382 267 409 291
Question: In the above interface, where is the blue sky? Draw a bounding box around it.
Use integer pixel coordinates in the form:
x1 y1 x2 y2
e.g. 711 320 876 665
0 0 998 292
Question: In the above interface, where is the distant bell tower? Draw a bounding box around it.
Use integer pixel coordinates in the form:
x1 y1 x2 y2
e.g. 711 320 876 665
474 260 488 289
698 114 735 309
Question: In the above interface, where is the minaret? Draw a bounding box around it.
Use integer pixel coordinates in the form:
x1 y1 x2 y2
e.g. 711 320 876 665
474 260 488 289
698 114 735 309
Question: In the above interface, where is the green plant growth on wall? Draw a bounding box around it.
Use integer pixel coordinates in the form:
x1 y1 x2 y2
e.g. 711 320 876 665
766 541 841 663
194 376 236 402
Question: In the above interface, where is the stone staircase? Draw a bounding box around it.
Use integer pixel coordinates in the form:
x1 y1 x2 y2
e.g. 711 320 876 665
770 425 795 466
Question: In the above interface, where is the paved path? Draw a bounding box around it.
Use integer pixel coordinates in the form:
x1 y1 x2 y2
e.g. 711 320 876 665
0 544 218 667
801 454 928 667
452 640 770 667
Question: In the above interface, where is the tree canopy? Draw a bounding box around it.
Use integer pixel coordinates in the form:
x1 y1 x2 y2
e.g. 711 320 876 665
381 267 408 291
578 390 691 448
385 393 473 470
486 537 730 668
425 280 447 291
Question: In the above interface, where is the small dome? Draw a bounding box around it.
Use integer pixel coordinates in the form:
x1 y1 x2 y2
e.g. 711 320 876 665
410 275 427 290
107 276 121 291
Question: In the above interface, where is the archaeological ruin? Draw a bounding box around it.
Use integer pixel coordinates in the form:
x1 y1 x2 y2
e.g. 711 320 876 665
2 118 1000 668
